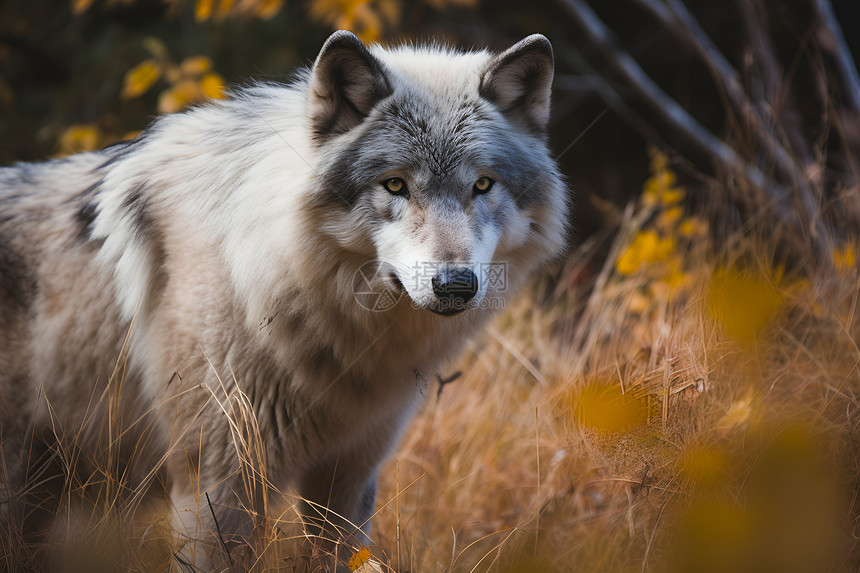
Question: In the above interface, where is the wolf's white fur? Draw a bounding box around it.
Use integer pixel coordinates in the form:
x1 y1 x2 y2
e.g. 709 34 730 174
0 31 568 568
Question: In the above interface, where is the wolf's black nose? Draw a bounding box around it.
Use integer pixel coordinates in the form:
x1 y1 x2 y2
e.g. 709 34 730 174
432 268 478 308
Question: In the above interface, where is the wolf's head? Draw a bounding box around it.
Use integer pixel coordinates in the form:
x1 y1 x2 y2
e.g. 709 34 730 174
306 31 568 316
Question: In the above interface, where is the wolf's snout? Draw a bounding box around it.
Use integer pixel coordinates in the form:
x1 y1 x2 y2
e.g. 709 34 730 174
431 268 478 308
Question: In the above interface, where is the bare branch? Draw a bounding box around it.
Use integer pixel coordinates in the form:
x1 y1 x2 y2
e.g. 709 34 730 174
554 69 668 150
635 0 818 210
737 0 781 109
812 0 860 113
556 0 802 228
736 0 815 173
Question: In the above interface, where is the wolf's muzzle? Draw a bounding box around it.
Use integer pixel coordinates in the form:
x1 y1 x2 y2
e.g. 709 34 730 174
431 268 478 316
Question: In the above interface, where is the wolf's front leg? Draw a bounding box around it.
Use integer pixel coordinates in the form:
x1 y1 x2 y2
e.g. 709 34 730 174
298 457 379 571
167 448 265 571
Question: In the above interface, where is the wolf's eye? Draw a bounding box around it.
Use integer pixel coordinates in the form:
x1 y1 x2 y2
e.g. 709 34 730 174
382 177 408 196
473 177 494 194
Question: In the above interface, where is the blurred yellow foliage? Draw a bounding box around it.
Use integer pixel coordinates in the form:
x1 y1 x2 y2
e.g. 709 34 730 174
660 257 687 289
674 499 755 573
679 216 707 237
158 79 200 113
716 390 755 432
616 230 675 275
679 445 729 489
423 0 478 7
195 0 214 20
574 382 647 433
58 124 101 155
642 149 685 206
657 205 683 228
309 0 400 42
180 55 212 76
615 148 705 300
121 43 226 114
194 0 283 21
142 36 170 60
199 73 226 99
833 244 856 271
56 119 142 156
253 0 284 19
121 59 161 100
71 0 97 14
706 268 783 345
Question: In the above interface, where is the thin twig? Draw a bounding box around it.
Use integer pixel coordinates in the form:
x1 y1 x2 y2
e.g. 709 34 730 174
206 491 235 568
172 553 198 573
636 0 819 216
812 0 860 113
557 0 823 255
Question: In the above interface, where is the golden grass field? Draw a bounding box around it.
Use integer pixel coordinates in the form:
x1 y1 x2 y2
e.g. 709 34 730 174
369 152 860 573
4 152 859 572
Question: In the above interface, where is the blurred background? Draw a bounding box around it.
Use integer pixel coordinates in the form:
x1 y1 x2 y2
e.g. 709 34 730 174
3 0 857 241
3 1 860 571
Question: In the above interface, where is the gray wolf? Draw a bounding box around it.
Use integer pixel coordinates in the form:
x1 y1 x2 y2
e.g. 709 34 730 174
0 30 568 568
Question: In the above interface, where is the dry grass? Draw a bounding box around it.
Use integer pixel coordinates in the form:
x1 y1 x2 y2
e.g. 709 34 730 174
369 174 860 572
4 164 860 572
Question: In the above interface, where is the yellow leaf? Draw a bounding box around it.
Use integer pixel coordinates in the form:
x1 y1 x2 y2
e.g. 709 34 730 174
311 0 387 42
375 0 401 23
657 205 683 229
253 0 284 19
157 79 201 113
833 244 856 271
642 188 659 207
615 246 640 275
348 547 373 572
142 37 169 60
659 185 685 205
642 148 686 208
717 391 755 432
199 73 226 99
615 230 675 275
180 56 212 77
679 216 707 237
660 256 688 290
195 0 214 21
164 63 182 85
648 147 668 173
71 0 95 15
215 0 235 20
627 290 650 314
121 59 161 100
58 124 101 155
664 205 683 222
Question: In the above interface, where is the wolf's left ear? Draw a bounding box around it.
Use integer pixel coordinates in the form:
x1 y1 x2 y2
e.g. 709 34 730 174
309 30 393 141
479 34 554 134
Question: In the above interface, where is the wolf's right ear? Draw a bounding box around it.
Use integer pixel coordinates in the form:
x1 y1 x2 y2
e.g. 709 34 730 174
479 34 554 134
309 30 393 141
